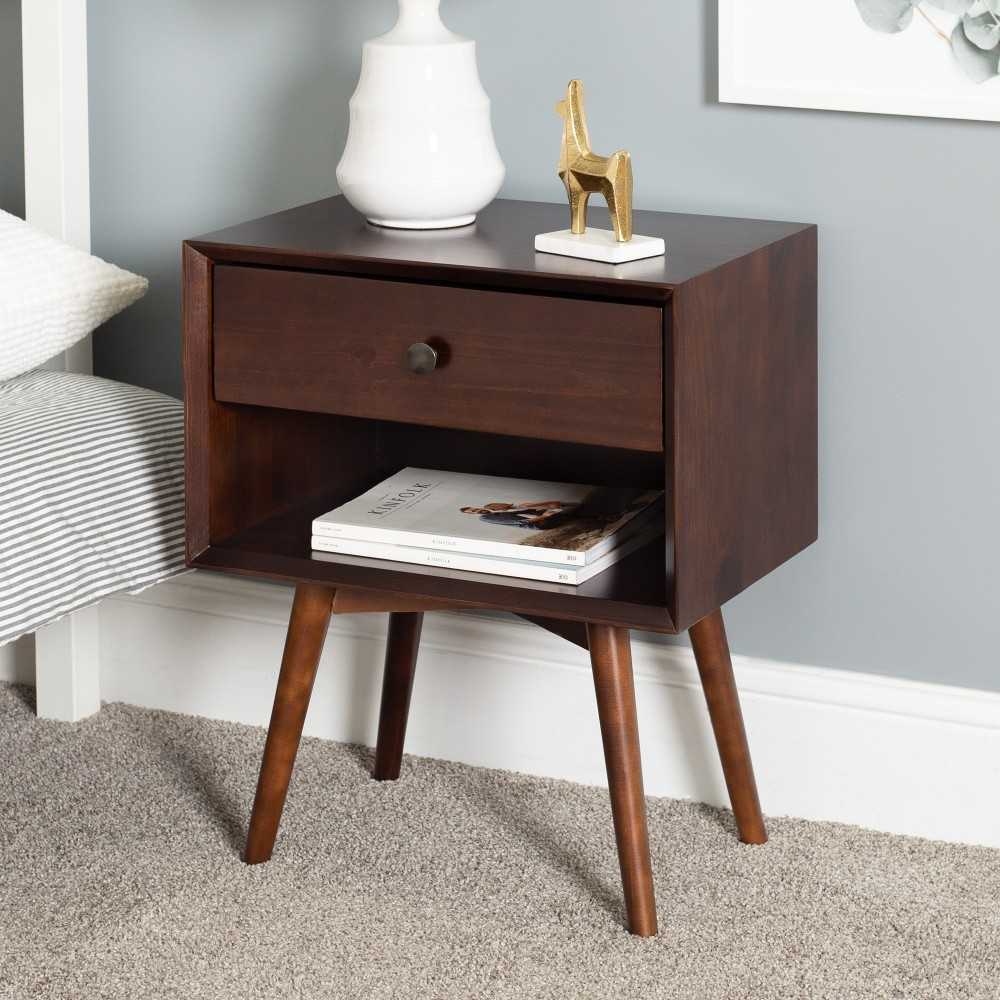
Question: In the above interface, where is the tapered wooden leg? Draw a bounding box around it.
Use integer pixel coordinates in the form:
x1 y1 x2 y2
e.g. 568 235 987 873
244 584 335 864
373 612 424 781
689 609 767 845
587 623 657 937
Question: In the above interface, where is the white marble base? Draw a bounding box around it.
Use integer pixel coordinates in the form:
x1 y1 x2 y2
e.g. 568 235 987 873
534 228 666 264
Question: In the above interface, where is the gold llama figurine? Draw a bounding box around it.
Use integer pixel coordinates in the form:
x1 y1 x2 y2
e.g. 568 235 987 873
557 79 633 243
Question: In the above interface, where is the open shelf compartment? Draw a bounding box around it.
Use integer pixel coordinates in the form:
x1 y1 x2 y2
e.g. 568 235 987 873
189 408 676 633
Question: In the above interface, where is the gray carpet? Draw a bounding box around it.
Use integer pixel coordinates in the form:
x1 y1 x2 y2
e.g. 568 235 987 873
1 683 998 1000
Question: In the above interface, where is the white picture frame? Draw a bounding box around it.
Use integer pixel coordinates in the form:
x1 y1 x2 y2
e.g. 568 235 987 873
719 0 1000 123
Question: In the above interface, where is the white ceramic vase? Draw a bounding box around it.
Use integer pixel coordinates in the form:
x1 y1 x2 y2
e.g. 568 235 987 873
335 0 505 229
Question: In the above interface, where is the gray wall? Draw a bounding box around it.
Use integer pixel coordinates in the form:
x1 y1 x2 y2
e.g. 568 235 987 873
0 0 24 217
88 0 390 393
89 1 1000 692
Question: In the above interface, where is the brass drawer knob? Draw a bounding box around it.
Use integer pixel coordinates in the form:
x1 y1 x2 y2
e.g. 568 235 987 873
406 342 438 375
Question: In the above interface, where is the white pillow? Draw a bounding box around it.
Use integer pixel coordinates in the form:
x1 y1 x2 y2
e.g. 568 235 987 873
0 209 148 381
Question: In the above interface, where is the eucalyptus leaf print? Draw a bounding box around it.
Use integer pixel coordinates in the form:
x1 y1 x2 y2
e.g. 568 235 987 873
964 9 1000 47
853 0 1000 81
925 0 975 13
854 0 917 31
951 20 1000 77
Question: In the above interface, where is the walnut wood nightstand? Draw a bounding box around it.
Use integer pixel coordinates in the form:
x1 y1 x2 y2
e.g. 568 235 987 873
182 196 817 937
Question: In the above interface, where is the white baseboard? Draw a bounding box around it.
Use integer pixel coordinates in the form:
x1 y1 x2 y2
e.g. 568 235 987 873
47 571 998 849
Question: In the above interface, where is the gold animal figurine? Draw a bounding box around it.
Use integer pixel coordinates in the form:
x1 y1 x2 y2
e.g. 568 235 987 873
556 79 633 243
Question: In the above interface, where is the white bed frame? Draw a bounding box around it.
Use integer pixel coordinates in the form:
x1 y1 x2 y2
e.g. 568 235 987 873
22 0 102 721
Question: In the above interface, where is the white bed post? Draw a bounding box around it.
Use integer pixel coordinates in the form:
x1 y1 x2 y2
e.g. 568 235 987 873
23 0 102 721
34 610 101 722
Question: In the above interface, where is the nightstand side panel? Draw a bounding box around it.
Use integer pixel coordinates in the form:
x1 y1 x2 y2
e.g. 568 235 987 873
670 227 818 629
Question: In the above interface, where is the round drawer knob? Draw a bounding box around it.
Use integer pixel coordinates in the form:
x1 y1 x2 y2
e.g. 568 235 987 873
406 342 438 375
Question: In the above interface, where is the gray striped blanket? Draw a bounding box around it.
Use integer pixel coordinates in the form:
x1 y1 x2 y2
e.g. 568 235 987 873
0 369 185 646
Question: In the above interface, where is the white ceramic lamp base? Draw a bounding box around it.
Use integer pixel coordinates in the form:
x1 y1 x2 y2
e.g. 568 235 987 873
336 0 505 231
368 214 475 231
534 228 666 264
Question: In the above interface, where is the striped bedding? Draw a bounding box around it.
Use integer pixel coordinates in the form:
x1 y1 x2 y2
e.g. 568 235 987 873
0 369 185 646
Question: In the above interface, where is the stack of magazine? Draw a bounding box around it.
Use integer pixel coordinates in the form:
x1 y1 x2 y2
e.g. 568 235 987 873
311 468 664 585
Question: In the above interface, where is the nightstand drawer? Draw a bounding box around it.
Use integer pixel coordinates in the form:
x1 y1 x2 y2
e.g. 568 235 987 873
212 265 664 452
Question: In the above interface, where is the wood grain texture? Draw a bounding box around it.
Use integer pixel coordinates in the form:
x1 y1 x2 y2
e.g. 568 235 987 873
189 195 811 303
181 244 213 559
244 584 336 864
669 226 818 629
689 609 767 845
587 623 657 937
185 198 816 635
183 249 377 560
213 265 664 452
374 423 666 492
181 196 819 939
331 589 473 616
196 501 673 633
373 612 424 781
517 615 590 650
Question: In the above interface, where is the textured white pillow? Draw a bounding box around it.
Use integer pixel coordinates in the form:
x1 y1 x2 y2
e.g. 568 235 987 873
0 209 148 381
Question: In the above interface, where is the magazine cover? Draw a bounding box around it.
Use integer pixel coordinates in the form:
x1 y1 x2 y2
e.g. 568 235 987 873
313 468 663 566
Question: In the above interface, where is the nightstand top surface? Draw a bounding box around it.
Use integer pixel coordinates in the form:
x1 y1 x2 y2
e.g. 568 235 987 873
190 196 812 298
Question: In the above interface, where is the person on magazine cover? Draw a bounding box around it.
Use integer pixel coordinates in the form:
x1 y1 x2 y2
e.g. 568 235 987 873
459 500 571 530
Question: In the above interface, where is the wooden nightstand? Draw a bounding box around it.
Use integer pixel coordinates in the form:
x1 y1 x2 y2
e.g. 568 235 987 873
183 196 817 937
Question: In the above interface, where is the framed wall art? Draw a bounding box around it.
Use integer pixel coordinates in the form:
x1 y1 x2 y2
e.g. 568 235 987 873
719 0 1000 122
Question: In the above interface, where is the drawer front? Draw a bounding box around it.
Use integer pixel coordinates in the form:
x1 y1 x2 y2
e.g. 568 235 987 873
212 266 664 452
